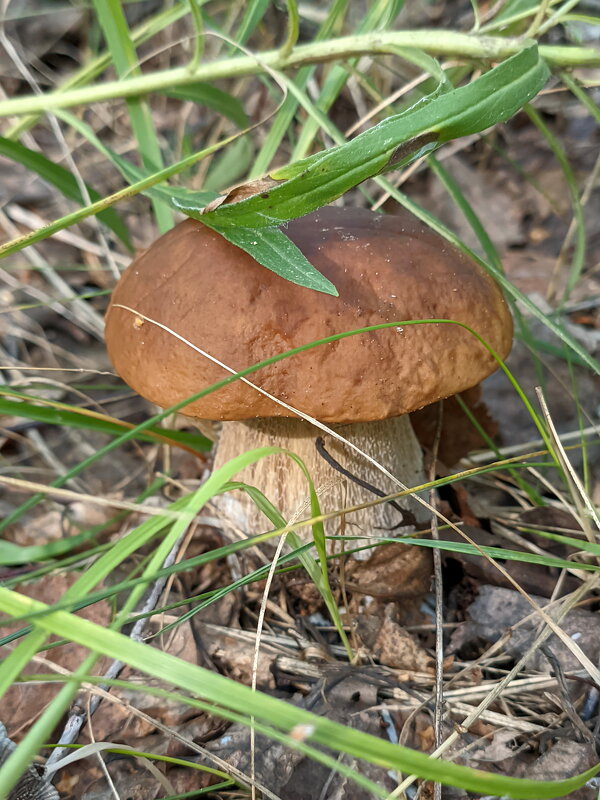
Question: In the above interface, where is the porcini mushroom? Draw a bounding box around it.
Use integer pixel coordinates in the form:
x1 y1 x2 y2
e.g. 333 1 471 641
105 206 512 548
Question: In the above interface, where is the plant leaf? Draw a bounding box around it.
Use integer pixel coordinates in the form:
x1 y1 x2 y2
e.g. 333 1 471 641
174 44 548 230
0 396 210 451
163 84 248 128
199 218 339 295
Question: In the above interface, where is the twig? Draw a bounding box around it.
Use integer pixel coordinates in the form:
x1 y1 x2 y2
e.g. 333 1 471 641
392 573 600 796
540 644 594 742
430 402 445 800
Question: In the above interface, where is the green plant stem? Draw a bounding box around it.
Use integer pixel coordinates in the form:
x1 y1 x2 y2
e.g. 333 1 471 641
4 3 190 140
0 33 596 118
279 0 300 59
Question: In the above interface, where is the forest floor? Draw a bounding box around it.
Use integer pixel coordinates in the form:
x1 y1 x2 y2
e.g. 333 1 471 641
0 1 599 799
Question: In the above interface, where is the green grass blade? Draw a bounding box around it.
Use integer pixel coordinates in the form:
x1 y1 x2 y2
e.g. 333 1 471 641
250 0 350 177
0 136 131 248
525 105 585 300
427 154 503 269
93 0 173 232
369 536 600 572
1 587 599 797
54 109 220 207
0 393 210 451
291 0 404 161
280 0 300 59
186 0 204 72
230 0 270 51
560 70 600 125
0 131 240 260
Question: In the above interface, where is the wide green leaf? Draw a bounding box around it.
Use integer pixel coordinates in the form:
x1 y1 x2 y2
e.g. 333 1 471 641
176 44 548 230
199 217 339 294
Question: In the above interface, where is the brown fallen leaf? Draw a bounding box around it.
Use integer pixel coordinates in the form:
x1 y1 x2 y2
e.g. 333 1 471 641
344 541 432 602
411 385 499 468
352 606 434 672
200 177 278 214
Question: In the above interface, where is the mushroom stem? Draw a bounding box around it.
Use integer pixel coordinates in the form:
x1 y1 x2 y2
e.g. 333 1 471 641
212 415 428 554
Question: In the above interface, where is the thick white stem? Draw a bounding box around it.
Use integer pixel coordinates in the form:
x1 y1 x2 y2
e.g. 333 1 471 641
212 416 427 555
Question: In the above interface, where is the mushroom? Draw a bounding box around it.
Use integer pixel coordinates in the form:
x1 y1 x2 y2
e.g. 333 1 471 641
105 206 512 550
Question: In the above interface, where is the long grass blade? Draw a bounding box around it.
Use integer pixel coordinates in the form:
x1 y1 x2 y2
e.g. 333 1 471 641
93 0 173 232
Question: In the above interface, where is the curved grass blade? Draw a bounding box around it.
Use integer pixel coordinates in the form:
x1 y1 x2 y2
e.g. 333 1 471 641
0 394 210 452
0 586 599 798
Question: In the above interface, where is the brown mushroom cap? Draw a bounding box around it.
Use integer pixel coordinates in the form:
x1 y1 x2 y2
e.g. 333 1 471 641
105 206 512 423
